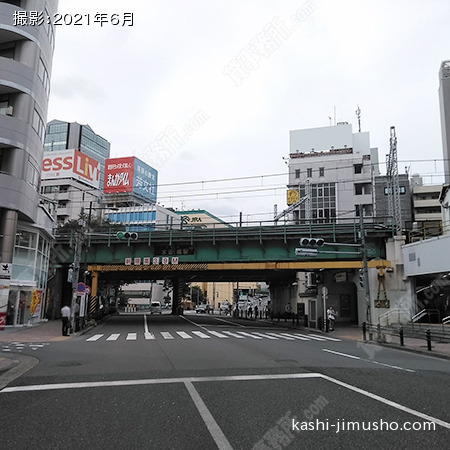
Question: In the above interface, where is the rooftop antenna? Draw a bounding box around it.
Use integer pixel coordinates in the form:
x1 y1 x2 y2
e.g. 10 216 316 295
355 105 361 132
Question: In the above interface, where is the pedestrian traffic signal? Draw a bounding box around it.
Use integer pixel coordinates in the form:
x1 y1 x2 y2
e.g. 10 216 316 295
116 231 138 240
300 237 325 247
359 269 364 288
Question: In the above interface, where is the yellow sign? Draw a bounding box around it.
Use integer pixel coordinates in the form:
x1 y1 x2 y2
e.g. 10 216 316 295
287 189 300 205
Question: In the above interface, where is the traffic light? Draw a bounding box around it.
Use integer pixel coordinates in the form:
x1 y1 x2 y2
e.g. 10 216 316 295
359 269 364 288
300 237 325 247
116 231 138 240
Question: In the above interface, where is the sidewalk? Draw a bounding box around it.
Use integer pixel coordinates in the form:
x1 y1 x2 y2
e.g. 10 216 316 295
263 318 450 360
0 319 87 373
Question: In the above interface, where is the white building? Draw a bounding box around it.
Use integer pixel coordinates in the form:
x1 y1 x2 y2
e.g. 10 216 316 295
287 122 380 222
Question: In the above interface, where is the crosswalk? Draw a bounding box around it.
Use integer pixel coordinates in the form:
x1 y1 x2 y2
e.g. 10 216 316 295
85 330 341 343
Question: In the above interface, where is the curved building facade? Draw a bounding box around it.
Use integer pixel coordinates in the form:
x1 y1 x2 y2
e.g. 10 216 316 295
0 0 58 326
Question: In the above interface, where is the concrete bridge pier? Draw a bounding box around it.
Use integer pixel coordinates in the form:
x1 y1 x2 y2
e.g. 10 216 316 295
269 279 298 317
171 276 185 315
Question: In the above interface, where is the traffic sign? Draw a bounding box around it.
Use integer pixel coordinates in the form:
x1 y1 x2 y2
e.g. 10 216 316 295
77 282 86 293
295 248 318 257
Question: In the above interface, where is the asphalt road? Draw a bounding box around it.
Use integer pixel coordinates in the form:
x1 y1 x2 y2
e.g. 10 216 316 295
1 312 449 449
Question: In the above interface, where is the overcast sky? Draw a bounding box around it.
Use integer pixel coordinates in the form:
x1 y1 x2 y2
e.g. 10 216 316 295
47 0 450 223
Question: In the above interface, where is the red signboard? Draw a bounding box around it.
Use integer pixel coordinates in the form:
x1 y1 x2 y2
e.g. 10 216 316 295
104 157 134 193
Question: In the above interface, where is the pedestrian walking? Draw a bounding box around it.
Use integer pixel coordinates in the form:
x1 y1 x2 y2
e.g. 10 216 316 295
73 300 80 332
61 304 71 336
254 304 259 319
327 306 336 331
248 306 253 319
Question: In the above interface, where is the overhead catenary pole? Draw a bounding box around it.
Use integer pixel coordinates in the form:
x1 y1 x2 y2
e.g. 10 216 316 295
359 206 371 325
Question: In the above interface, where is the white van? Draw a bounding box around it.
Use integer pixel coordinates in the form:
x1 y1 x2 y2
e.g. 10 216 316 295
150 301 162 314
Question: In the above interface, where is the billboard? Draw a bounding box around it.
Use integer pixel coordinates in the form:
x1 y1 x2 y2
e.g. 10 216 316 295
104 157 157 202
42 149 100 188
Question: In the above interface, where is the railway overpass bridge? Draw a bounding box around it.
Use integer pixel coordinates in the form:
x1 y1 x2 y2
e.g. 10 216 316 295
50 219 395 324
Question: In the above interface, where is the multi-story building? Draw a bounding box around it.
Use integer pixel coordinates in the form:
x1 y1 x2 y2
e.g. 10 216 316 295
40 148 103 225
0 0 58 326
44 120 110 187
287 122 380 223
439 60 450 184
410 174 442 239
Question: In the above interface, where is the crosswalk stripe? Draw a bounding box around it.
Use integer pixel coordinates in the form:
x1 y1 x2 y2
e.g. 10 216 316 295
86 334 103 342
280 333 309 341
145 332 155 340
192 331 211 339
222 331 245 339
309 333 341 342
206 331 229 338
250 332 278 340
176 331 193 339
106 334 120 341
266 332 295 340
237 332 263 339
161 332 174 339
295 333 327 341
126 333 137 340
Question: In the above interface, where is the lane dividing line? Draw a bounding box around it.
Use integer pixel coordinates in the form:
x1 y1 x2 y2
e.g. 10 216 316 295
184 381 233 450
3 372 447 430
320 374 450 430
144 333 155 340
322 349 415 372
322 349 360 360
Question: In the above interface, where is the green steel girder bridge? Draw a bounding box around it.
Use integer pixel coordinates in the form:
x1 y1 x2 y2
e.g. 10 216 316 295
53 220 394 296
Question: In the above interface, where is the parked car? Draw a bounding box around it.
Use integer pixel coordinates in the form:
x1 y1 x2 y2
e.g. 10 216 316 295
195 304 211 313
150 301 162 314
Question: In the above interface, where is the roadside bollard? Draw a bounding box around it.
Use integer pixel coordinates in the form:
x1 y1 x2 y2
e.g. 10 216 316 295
362 322 367 341
426 329 432 351
399 327 404 346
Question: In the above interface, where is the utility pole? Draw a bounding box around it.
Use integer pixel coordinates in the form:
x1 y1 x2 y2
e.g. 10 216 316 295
359 206 371 325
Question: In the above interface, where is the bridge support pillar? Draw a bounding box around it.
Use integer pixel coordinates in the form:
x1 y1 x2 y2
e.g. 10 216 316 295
269 279 297 318
171 277 185 314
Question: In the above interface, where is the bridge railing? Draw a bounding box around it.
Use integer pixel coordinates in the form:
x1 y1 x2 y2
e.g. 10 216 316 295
53 215 396 245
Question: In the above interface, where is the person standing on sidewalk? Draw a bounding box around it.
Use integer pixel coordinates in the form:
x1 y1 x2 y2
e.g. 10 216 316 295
61 304 71 336
327 306 336 331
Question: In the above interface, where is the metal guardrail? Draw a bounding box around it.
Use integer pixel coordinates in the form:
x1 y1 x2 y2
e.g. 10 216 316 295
362 322 450 352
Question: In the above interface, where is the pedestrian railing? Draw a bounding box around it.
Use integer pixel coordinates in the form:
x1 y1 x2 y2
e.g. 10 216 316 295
362 322 450 352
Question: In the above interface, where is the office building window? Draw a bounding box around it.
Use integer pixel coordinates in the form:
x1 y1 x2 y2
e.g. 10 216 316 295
354 164 363 174
295 169 300 179
319 167 324 177
307 168 312 178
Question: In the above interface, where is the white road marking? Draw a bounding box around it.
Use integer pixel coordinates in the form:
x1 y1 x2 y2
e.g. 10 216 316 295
144 332 155 340
266 332 295 340
176 331 193 339
106 334 120 341
214 318 245 327
236 332 262 339
322 349 360 360
86 334 103 342
192 331 211 339
184 381 233 450
310 333 341 342
222 331 245 339
295 333 327 341
180 315 209 331
279 333 309 341
322 348 415 372
206 330 229 338
126 333 137 341
4 373 447 429
161 332 174 340
252 332 278 340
